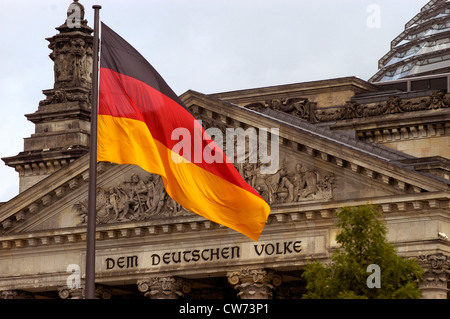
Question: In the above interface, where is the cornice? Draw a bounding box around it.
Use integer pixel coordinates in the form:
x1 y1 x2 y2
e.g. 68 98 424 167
206 77 378 105
0 191 449 251
0 155 111 233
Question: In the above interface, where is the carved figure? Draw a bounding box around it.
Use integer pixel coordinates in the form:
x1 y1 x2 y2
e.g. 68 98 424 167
302 169 319 198
292 163 306 202
74 172 192 225
106 187 120 219
143 175 166 217
243 161 258 189
128 174 147 218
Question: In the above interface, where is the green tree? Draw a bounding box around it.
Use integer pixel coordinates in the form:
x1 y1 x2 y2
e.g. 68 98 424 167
302 205 423 299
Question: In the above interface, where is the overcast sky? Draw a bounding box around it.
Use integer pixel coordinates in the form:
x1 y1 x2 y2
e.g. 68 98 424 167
0 0 428 202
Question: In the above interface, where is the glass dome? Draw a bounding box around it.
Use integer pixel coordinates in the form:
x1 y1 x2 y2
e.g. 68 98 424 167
370 0 450 83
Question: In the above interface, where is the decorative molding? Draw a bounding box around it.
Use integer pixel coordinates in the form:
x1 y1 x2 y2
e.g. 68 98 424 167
137 276 191 299
417 253 450 298
241 91 450 123
57 284 111 299
245 98 316 122
58 286 84 299
313 91 450 122
1 192 448 250
358 122 448 144
0 290 34 299
227 268 282 299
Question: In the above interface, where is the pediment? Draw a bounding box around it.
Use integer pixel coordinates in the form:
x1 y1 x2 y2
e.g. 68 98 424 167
0 156 199 236
181 90 449 197
0 90 448 237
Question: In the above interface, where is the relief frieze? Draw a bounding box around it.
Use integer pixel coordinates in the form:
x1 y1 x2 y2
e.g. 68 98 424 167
238 161 336 205
73 173 192 225
245 98 315 121
313 91 450 121
244 91 450 123
73 161 337 225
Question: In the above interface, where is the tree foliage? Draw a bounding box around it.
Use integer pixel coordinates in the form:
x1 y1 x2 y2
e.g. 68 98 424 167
302 205 423 299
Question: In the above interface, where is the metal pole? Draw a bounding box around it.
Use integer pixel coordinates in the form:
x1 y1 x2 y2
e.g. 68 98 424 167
85 4 102 300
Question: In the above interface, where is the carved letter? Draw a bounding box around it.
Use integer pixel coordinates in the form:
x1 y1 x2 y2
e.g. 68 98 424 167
201 249 210 261
221 247 230 259
172 252 182 263
151 254 160 266
210 248 220 261
283 241 293 254
293 241 302 253
105 258 115 270
183 251 192 263
117 257 125 268
231 246 240 259
191 250 200 262
254 244 264 256
127 256 138 268
265 243 275 255
275 242 283 254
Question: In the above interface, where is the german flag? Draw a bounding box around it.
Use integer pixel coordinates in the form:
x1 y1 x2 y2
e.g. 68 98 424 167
97 23 270 241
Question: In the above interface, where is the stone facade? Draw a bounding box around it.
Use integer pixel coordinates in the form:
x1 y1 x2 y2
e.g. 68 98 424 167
0 1 449 299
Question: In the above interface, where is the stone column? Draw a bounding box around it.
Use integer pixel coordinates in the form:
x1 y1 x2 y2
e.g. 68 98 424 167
58 285 112 299
227 268 282 299
0 290 34 299
417 253 450 299
137 276 191 299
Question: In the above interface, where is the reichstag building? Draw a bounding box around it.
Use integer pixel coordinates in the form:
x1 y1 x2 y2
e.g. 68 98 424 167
1 0 449 299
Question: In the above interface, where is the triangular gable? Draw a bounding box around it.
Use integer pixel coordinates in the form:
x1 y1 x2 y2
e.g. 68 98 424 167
0 90 448 236
181 90 449 196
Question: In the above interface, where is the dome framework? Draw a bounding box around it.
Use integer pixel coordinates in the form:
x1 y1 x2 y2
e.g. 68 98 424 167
370 0 450 83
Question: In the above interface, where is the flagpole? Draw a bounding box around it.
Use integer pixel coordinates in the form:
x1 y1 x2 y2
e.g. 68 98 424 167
85 4 102 300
